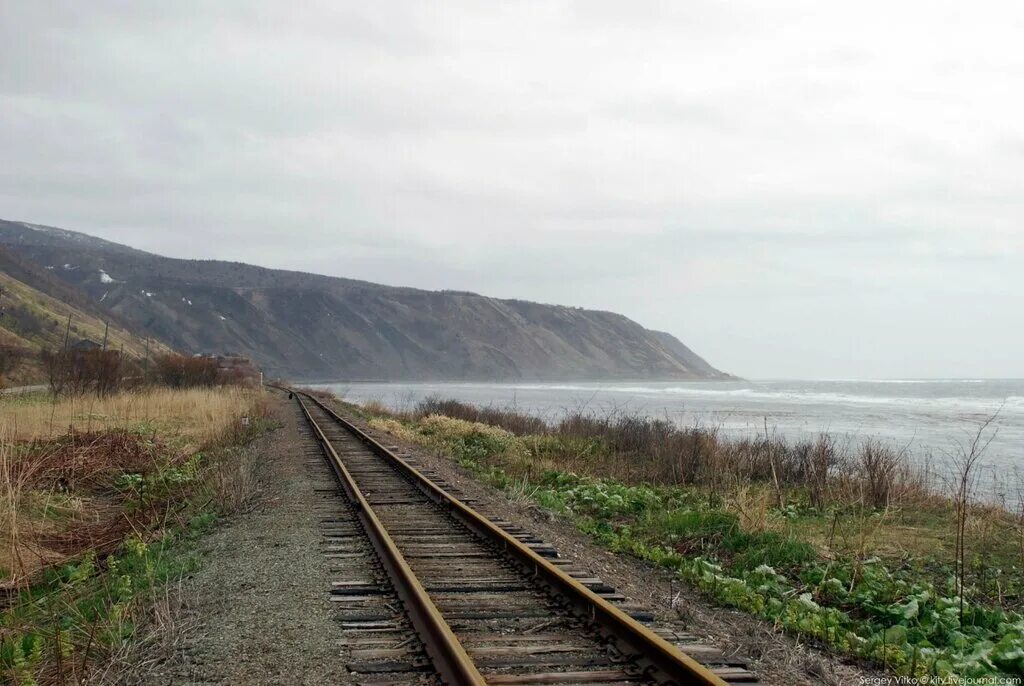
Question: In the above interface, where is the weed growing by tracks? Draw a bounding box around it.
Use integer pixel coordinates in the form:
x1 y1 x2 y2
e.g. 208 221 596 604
358 404 1024 680
1 389 275 684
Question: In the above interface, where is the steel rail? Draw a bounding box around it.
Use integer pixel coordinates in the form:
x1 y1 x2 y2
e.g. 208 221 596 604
296 394 487 686
297 389 728 686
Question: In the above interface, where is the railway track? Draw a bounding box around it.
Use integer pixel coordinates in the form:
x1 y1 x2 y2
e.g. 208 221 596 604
289 389 756 686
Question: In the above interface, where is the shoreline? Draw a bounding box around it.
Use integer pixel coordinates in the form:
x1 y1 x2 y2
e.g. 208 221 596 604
311 378 1024 503
321 390 1024 680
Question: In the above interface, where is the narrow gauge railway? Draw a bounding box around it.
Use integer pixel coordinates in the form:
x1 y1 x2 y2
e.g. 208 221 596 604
290 389 754 686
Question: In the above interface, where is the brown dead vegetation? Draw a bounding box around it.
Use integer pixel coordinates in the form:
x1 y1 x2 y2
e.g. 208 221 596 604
42 349 138 397
1 388 267 589
151 354 220 389
407 396 938 512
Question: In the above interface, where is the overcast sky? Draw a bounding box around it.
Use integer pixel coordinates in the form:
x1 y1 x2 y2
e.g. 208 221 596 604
2 1 1022 379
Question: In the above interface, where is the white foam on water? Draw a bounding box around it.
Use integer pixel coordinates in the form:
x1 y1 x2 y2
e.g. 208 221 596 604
820 378 988 384
502 383 1024 415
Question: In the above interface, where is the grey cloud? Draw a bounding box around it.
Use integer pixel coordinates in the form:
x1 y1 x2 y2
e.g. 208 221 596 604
1 1 1023 378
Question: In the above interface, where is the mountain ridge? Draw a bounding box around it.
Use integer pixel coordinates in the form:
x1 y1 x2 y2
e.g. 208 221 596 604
0 218 733 382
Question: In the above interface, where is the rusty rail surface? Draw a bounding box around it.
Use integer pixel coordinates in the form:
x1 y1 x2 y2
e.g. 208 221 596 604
290 387 732 686
297 393 486 685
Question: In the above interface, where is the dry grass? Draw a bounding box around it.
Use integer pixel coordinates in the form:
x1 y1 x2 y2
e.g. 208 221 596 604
202 443 263 516
0 387 266 586
415 397 548 435
80 580 194 686
726 486 776 533
1 387 261 449
1 386 270 686
1 430 34 583
361 399 394 417
1 429 156 584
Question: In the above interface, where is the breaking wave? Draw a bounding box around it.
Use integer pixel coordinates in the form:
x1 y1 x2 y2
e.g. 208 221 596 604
504 383 1024 414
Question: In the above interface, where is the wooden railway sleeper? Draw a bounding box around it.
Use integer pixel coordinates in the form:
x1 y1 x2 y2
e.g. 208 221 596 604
287 387 735 686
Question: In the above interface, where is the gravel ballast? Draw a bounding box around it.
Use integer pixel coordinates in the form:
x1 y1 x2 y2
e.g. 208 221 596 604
138 393 883 685
138 400 357 685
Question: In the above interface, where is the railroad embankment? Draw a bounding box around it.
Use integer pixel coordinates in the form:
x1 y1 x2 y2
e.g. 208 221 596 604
0 386 272 683
337 395 1023 681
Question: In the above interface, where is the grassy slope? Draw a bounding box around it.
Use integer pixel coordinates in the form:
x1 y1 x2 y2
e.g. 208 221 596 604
0 267 170 386
0 270 155 355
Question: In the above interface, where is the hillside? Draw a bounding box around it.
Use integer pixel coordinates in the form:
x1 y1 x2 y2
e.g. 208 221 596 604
0 244 169 385
0 219 731 381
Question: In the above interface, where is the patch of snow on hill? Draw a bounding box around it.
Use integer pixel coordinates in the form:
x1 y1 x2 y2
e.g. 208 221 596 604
20 222 61 234
21 222 107 246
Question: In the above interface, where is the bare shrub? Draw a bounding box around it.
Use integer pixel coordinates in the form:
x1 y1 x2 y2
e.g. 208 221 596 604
416 396 548 435
1015 471 1024 579
0 345 19 387
952 414 999 622
42 347 68 396
41 348 135 397
856 441 904 509
205 446 262 515
152 354 220 388
800 435 838 510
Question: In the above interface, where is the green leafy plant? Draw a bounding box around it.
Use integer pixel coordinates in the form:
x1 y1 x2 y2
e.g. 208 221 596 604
371 409 1024 680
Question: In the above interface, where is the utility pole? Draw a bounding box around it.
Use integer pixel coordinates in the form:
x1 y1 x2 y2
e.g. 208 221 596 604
63 314 72 351
102 321 109 351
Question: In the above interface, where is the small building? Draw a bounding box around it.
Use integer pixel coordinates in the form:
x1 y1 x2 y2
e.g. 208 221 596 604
215 353 262 386
70 338 102 352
